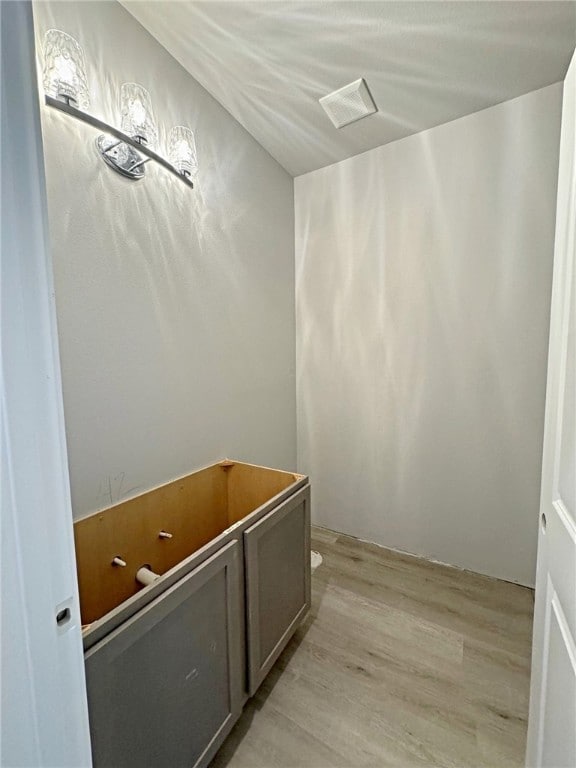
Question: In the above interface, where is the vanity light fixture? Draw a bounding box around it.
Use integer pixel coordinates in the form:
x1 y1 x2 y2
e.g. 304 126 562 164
42 30 196 189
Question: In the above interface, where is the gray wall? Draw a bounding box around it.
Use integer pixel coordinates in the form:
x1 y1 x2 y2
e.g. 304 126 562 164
295 84 562 586
33 1 296 519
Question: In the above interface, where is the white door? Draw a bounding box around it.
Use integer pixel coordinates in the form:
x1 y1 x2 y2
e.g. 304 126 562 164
1 2 92 765
525 50 576 768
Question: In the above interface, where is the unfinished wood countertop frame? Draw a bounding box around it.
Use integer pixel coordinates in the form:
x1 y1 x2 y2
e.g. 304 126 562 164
77 459 308 650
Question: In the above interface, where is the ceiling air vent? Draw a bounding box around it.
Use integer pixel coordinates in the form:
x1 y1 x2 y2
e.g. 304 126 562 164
319 78 377 129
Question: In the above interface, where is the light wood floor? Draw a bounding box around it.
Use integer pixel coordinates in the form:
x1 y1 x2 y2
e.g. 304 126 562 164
212 527 534 768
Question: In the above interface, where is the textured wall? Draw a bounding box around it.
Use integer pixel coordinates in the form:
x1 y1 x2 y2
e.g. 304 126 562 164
296 84 562 586
33 1 296 519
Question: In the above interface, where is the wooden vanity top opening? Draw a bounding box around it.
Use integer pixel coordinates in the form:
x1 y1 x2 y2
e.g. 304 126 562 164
74 460 302 625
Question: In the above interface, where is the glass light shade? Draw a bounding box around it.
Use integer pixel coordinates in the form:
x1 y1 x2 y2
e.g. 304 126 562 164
43 29 90 109
120 83 157 148
168 126 198 178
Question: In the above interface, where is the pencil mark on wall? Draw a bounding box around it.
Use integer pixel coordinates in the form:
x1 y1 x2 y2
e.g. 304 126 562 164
97 472 143 507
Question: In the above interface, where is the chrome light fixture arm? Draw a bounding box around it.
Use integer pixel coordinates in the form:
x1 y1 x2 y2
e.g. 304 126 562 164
45 95 194 188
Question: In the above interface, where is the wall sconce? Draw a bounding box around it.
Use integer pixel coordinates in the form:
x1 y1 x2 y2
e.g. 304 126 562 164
42 30 196 189
168 126 198 180
43 29 90 110
97 84 158 181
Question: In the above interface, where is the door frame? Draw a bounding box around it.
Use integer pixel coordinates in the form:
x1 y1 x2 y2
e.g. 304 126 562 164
525 47 576 768
1 2 92 765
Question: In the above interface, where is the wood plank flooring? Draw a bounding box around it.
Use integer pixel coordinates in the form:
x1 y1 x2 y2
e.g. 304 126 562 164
211 527 534 768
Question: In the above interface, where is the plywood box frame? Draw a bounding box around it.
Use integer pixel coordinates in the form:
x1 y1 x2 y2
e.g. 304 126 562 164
76 459 307 647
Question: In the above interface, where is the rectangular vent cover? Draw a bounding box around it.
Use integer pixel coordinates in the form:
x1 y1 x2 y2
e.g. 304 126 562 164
319 78 377 129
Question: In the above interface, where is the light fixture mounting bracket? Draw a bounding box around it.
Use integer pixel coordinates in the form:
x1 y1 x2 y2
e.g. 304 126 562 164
96 135 146 181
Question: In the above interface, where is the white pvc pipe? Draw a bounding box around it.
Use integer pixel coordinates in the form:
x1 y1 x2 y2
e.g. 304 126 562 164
136 567 160 587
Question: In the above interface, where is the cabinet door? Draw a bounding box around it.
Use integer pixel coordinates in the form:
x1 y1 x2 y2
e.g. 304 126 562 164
85 541 242 768
244 486 311 695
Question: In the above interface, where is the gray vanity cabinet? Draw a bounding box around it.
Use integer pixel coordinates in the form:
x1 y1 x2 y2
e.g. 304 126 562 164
244 487 311 695
78 462 310 768
84 541 243 768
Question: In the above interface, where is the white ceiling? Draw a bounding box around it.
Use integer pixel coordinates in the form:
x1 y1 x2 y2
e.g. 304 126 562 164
123 1 576 177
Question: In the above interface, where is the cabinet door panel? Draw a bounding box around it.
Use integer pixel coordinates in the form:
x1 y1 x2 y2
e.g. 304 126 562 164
244 487 311 695
85 541 242 768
